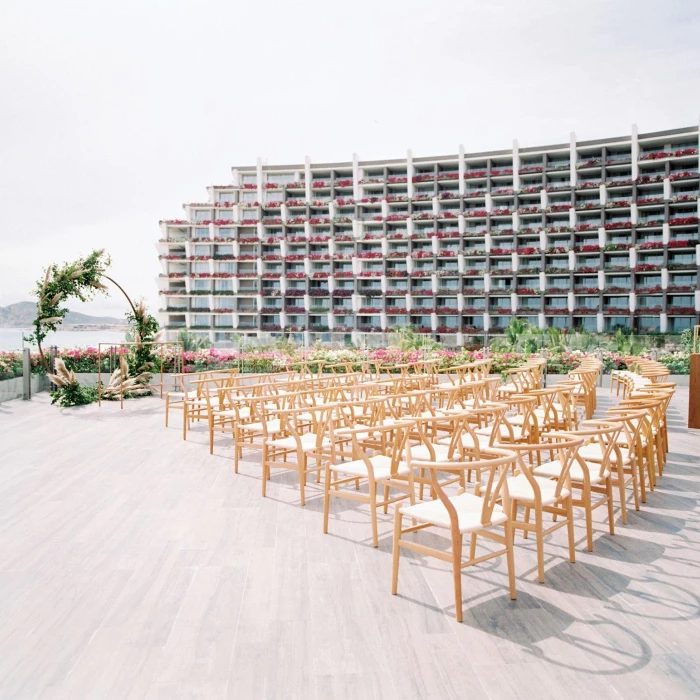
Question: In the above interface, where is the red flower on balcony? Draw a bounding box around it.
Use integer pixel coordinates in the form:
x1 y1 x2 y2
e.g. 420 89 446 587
386 270 409 277
240 184 257 190
286 199 305 207
240 219 259 226
436 306 459 314
436 325 457 333
668 306 696 315
637 242 663 250
516 247 538 255
309 217 330 225
492 208 513 216
411 251 433 259
387 195 409 203
336 179 353 187
441 212 457 219
286 182 306 189
491 269 514 276
386 214 409 222
634 264 661 272
358 252 383 259
519 166 543 174
492 188 514 196
637 219 664 228
545 226 572 233
517 287 538 295
464 170 487 179
667 285 694 292
545 246 568 254
311 181 329 189
637 175 664 184
672 194 698 203
387 176 408 184
546 205 572 213
286 272 306 279
669 216 699 226
309 235 331 242
604 221 632 230
517 206 540 214
544 307 569 315
412 213 434 220
286 217 307 225
574 244 600 253
334 234 353 242
490 248 513 256
491 168 513 176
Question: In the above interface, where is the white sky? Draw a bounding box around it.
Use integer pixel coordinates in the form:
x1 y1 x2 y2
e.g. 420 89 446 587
0 0 698 318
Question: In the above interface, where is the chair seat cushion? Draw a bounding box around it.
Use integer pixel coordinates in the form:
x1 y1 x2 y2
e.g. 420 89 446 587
507 473 570 505
266 433 330 451
578 443 631 465
240 419 282 434
400 492 507 533
168 390 199 400
330 454 410 480
533 459 610 484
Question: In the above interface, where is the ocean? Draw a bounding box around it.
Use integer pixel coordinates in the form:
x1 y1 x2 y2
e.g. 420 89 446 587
0 328 127 352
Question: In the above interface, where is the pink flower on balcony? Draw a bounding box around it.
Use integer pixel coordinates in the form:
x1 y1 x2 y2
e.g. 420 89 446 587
241 184 257 190
412 213 434 220
466 210 488 218
336 179 353 187
547 205 571 212
386 214 409 222
517 287 538 295
492 208 512 216
309 217 330 225
286 217 307 225
161 219 188 224
312 272 330 279
286 199 305 207
387 176 408 184
464 170 487 179
516 247 538 255
311 181 329 189
286 181 306 189
490 248 512 256
264 201 282 208
491 168 513 176
604 221 632 230
637 242 663 250
240 219 259 225
286 272 306 279
309 235 331 242
261 272 281 279
574 244 600 253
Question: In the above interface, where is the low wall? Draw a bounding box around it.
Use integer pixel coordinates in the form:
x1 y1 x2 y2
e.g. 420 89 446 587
0 376 49 403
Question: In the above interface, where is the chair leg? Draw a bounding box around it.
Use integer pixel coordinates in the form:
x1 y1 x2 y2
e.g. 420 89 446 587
209 413 214 455
469 533 477 561
383 485 390 515
523 506 531 539
566 497 576 563
369 482 379 548
616 464 627 525
165 397 169 427
262 446 268 497
606 477 615 535
535 509 545 584
452 532 464 623
323 466 331 535
583 483 593 552
299 457 306 507
391 509 402 595
505 522 517 600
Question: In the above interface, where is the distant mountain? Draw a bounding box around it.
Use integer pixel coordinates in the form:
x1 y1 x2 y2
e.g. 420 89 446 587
0 302 127 328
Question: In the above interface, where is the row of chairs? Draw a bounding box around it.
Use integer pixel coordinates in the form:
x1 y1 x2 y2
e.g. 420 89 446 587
162 355 675 621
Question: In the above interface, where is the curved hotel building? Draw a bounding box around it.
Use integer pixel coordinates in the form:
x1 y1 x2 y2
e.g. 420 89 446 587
157 123 700 345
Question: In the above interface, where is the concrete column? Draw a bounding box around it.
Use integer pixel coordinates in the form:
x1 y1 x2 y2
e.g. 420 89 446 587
598 227 606 248
569 208 576 228
304 156 312 202
483 312 490 331
631 124 639 180
458 144 465 196
407 149 414 198
510 292 518 313
629 292 636 313
661 269 669 289
485 193 493 213
662 223 670 244
539 271 546 291
512 139 520 191
352 153 360 200
660 313 668 332
597 313 604 333
663 178 671 200
695 290 700 312
540 189 548 210
630 203 638 225
484 272 491 292
629 249 637 268
568 250 576 270
256 157 264 203
597 270 605 290
600 184 607 206
567 292 575 311
569 132 577 188
538 312 546 330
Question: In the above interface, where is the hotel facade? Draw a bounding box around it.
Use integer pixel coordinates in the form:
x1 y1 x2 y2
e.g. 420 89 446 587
157 123 700 345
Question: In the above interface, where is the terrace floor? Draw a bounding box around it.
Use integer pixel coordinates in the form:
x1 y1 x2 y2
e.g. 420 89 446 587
0 388 699 699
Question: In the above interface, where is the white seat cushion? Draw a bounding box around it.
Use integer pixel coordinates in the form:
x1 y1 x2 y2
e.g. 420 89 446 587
330 454 410 480
507 473 570 505
168 390 199 400
239 419 282 434
400 492 507 533
533 459 610 484
410 443 452 462
266 433 330 451
578 443 631 465
213 407 251 419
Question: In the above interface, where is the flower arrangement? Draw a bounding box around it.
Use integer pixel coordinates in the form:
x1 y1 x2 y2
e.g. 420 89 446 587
516 247 538 255
634 264 661 272
668 217 699 226
574 244 600 253
604 221 632 230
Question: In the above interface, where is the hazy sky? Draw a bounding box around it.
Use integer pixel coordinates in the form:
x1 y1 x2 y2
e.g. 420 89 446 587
1 0 699 317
